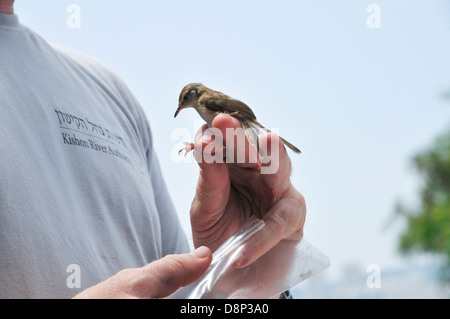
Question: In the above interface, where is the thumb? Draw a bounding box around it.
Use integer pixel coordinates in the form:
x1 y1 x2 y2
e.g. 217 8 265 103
131 246 212 298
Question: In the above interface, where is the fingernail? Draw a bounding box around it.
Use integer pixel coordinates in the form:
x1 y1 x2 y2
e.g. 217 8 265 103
232 254 247 268
191 246 209 259
201 134 212 144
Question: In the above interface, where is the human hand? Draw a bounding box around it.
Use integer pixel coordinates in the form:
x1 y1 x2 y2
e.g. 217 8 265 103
73 246 212 299
190 114 306 268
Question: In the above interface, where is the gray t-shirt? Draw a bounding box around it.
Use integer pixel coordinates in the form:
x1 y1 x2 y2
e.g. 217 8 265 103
0 13 189 298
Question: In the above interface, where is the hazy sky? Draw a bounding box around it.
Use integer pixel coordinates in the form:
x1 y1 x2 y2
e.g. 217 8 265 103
14 0 450 287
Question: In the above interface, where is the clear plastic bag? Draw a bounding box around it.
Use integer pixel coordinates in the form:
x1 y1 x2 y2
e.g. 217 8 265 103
174 216 330 299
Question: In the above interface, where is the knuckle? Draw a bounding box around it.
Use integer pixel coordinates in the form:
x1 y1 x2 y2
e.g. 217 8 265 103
297 192 306 211
126 255 187 298
158 255 186 288
116 268 135 281
269 204 291 232
269 196 306 236
278 204 293 227
164 255 186 274
292 193 306 236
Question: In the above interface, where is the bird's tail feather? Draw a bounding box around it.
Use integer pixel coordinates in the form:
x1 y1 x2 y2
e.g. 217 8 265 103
250 120 301 154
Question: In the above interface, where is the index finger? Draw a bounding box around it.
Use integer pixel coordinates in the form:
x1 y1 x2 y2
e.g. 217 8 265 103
211 114 261 169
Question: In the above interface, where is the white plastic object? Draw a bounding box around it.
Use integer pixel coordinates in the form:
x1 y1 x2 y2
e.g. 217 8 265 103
175 216 330 299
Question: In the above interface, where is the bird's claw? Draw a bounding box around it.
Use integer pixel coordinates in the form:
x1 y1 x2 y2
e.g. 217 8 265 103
178 142 195 157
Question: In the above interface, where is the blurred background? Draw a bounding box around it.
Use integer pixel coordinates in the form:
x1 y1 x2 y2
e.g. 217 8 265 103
16 0 450 298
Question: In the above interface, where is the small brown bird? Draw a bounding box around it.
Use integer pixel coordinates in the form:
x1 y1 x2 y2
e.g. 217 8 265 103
174 83 301 155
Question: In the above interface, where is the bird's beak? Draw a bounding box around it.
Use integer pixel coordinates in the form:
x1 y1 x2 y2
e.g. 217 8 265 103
174 103 192 118
174 105 183 118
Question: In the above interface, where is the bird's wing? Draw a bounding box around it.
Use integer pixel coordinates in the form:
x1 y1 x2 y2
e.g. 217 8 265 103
203 97 257 120
241 119 260 151
203 96 301 154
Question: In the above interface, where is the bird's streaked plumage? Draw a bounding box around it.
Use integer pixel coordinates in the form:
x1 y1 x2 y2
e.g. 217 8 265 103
174 83 301 154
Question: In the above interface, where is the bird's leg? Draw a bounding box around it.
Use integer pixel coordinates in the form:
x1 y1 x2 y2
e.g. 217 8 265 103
178 142 195 157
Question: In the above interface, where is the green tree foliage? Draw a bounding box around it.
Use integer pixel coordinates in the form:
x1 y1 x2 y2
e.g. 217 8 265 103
398 128 450 280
